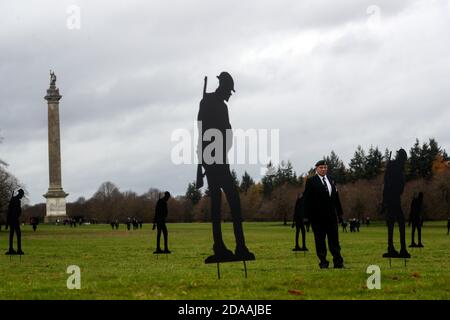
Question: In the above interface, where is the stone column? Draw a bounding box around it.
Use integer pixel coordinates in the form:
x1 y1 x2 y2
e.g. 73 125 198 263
43 71 68 222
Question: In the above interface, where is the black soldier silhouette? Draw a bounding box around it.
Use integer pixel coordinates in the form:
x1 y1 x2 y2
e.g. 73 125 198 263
292 193 308 251
196 72 255 263
303 160 344 269
6 189 25 255
153 191 171 254
447 218 450 235
382 149 410 258
409 192 424 247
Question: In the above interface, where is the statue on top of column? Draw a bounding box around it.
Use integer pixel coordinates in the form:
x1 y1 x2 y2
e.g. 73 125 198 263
50 70 57 86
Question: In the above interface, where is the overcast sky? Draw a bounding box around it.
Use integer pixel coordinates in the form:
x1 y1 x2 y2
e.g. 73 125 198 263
1 0 449 204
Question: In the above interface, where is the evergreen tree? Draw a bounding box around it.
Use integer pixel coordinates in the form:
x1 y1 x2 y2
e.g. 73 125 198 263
407 138 445 179
365 146 383 179
324 150 348 183
261 162 276 198
240 171 255 193
408 138 421 179
274 161 297 187
349 145 366 181
418 141 431 178
185 181 202 205
231 169 240 189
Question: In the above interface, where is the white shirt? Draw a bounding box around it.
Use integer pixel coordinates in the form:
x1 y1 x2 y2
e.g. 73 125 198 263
317 173 332 196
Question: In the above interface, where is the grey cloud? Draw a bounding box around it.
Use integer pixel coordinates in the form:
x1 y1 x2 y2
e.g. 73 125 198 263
1 0 448 204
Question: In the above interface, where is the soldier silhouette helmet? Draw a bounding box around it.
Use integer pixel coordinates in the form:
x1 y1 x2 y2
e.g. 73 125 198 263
397 148 407 162
217 72 235 92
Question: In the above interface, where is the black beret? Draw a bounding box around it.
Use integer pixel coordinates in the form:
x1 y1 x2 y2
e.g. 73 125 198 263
315 160 327 167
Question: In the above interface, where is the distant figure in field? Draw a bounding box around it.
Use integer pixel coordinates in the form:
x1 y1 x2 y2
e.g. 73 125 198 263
341 220 348 232
132 218 138 230
110 221 115 230
304 160 344 269
126 217 131 231
196 72 255 263
139 219 143 229
446 218 449 235
153 191 171 254
356 219 360 232
409 192 424 248
365 216 370 226
382 149 410 259
349 219 355 232
30 217 39 232
6 189 25 255
291 193 308 251
115 219 119 230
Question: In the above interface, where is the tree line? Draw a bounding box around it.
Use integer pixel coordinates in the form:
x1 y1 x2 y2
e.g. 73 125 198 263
14 137 450 223
185 137 450 223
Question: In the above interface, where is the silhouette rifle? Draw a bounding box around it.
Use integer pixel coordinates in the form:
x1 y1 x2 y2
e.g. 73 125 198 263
196 76 207 189
379 151 392 216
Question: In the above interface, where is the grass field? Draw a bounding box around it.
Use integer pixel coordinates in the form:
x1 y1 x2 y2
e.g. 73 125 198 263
0 221 449 300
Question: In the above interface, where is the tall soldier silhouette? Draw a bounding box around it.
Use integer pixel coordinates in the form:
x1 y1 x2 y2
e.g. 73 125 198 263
197 72 255 262
382 149 410 258
409 192 424 247
153 191 171 254
292 193 308 251
6 189 25 255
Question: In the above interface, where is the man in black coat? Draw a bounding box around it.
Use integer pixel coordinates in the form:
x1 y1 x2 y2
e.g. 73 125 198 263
409 192 424 247
382 149 410 258
153 191 171 254
6 189 25 255
304 160 344 269
292 193 308 251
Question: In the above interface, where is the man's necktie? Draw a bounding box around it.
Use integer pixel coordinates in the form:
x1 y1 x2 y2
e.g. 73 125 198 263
322 177 330 196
